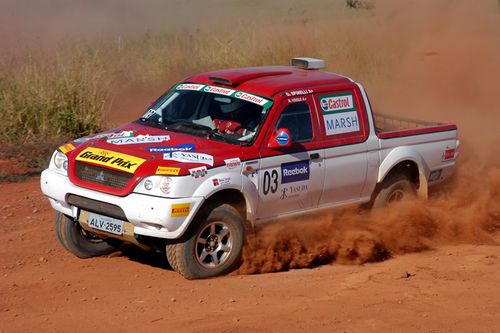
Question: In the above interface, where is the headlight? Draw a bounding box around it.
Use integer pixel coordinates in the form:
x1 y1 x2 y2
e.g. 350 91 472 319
50 150 68 175
136 176 173 196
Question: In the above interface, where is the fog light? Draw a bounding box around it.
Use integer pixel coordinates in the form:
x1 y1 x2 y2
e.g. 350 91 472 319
144 179 154 191
159 177 172 194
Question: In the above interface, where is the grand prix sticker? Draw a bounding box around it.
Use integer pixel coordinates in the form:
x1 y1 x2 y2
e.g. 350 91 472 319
189 166 208 179
163 152 214 166
319 93 360 136
107 135 170 145
281 160 310 184
155 166 181 175
148 144 195 154
76 147 146 173
171 203 190 217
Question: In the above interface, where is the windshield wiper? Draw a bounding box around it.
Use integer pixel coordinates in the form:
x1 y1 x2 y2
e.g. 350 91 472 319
136 117 166 129
207 130 240 144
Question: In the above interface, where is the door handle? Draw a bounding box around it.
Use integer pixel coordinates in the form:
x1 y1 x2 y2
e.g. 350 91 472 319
309 153 320 160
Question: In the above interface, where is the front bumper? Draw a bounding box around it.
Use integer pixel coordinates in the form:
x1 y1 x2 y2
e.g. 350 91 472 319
40 169 203 239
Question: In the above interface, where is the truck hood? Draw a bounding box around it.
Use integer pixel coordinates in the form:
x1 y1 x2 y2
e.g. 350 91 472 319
64 122 243 195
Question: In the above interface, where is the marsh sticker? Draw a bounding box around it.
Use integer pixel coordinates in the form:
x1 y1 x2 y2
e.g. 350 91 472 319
163 151 214 166
224 157 241 169
189 166 208 179
75 147 146 173
148 144 195 153
176 83 205 91
107 135 170 145
324 111 360 135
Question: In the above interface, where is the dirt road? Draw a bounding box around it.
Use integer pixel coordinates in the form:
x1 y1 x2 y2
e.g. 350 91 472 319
0 179 499 333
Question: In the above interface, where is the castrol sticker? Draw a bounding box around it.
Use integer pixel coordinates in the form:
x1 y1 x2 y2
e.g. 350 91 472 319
320 93 355 113
176 83 205 91
203 86 235 96
319 93 360 136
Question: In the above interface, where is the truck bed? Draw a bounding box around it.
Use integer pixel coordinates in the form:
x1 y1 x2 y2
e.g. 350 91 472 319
374 113 457 139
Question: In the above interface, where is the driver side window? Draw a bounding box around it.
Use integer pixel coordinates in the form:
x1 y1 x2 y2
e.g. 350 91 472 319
275 102 313 143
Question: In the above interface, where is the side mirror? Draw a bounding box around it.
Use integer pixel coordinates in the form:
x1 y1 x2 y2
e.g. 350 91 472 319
267 128 292 149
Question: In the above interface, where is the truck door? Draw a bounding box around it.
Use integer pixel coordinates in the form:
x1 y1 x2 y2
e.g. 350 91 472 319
313 86 370 206
256 95 325 220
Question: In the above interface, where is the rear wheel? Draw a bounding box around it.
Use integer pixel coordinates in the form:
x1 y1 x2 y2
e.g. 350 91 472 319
166 204 244 279
54 212 117 258
372 175 417 208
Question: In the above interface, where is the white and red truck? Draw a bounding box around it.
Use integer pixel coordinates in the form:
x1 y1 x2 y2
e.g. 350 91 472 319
41 58 459 279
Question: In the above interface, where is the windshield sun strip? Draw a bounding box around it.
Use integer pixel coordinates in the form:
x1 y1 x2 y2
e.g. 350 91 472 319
175 83 273 109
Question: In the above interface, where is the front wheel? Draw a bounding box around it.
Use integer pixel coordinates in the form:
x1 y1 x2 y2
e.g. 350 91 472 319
372 175 417 208
54 212 117 258
166 204 244 279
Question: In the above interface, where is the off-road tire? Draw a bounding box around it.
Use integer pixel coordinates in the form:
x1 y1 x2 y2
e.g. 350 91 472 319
54 212 117 258
372 174 417 208
166 204 244 279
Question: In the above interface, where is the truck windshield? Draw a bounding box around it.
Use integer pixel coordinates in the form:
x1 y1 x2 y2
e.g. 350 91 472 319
137 83 273 144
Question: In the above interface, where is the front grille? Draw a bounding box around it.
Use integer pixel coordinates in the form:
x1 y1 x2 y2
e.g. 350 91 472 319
67 194 128 221
75 161 134 189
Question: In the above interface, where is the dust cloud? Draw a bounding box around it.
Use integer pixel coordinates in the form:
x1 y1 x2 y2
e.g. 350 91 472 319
238 0 500 274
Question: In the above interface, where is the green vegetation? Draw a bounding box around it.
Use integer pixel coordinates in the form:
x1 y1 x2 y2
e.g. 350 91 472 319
0 4 397 178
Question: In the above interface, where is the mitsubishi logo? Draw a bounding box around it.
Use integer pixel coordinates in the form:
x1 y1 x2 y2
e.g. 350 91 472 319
96 171 105 181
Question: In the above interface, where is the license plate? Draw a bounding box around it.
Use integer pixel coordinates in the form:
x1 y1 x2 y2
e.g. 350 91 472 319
87 213 124 235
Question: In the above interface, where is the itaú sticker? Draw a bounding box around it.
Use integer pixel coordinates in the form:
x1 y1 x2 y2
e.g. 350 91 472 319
224 157 241 169
58 143 76 154
155 166 181 175
275 130 290 146
107 135 170 145
75 147 146 173
171 203 190 217
189 166 208 179
163 151 214 166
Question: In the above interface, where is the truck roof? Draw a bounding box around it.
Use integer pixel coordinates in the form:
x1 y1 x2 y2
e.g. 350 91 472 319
184 66 352 98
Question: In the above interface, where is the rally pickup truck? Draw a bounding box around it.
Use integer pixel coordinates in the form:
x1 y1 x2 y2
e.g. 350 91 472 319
40 58 459 279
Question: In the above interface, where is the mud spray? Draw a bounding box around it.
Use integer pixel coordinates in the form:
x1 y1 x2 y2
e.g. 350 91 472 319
238 1 500 274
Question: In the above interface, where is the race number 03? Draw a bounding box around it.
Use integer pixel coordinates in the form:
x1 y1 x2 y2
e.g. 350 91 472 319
263 170 278 195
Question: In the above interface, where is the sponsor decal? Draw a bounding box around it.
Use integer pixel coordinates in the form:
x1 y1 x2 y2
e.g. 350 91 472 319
320 92 359 136
171 203 190 217
212 177 231 187
106 130 135 139
288 97 306 103
76 147 146 173
324 112 360 135
234 91 268 106
280 184 308 200
281 160 310 184
155 166 181 175
224 157 241 169
189 166 208 179
148 144 195 154
163 151 214 166
177 83 205 91
59 143 76 154
72 130 135 144
174 84 273 108
275 130 290 146
203 85 235 96
285 89 313 97
442 148 455 161
320 93 355 113
107 135 170 145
